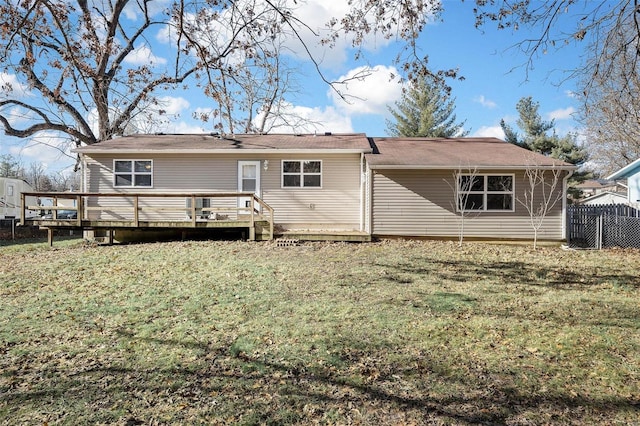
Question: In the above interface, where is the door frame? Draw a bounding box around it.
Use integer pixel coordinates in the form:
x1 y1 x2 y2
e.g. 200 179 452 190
237 161 261 208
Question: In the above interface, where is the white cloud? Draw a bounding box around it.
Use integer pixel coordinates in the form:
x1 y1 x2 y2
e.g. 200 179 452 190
160 120 208 134
0 73 30 98
2 106 37 128
282 0 439 69
472 125 505 139
125 45 167 66
253 102 353 134
565 90 578 99
291 105 353 133
123 0 171 22
8 133 76 171
547 106 576 121
329 65 403 115
473 95 497 109
156 96 190 115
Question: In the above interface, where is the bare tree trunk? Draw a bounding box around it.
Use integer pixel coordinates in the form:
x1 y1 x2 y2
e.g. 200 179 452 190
447 166 480 247
517 162 564 250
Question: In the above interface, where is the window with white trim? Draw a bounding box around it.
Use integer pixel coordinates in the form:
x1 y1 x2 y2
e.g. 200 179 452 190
457 174 514 211
114 160 153 187
282 160 322 188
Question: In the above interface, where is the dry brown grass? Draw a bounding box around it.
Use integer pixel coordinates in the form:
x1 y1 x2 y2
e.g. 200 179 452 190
1 239 639 424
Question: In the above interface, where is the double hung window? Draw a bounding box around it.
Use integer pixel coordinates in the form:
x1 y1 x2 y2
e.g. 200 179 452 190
282 160 322 188
458 174 514 211
114 160 153 187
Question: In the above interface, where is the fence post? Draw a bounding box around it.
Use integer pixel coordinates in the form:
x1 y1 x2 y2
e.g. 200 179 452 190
567 206 572 245
598 214 603 250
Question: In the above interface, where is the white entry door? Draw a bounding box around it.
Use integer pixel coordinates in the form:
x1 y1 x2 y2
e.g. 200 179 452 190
237 161 261 209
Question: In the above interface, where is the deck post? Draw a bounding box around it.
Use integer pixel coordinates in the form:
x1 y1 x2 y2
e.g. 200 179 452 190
191 195 196 227
249 196 255 241
20 193 25 226
76 194 83 227
270 216 274 240
47 228 54 247
134 196 139 227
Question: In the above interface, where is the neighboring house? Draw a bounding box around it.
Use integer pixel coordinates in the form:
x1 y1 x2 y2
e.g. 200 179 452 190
366 137 575 241
574 179 626 200
607 158 640 207
577 191 629 206
68 133 574 242
0 177 38 219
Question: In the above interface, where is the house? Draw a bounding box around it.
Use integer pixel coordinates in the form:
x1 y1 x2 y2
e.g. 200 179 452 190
30 133 574 243
1 177 38 220
73 133 373 241
607 158 640 207
577 191 628 206
366 137 575 241
573 179 626 201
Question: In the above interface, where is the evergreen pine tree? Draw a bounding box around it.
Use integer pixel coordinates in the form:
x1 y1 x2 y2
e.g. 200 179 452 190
501 97 590 196
386 77 468 138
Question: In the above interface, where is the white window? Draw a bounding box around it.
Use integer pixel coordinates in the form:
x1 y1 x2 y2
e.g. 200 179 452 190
282 160 322 188
186 197 211 218
114 160 153 187
458 174 514 211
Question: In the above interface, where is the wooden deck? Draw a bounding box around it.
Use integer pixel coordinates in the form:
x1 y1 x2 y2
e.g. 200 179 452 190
20 192 371 245
21 192 274 245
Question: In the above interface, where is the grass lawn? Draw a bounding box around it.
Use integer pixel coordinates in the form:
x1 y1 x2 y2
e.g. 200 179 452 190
1 239 639 425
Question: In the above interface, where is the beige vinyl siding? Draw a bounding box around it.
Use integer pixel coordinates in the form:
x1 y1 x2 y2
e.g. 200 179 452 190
262 154 361 230
84 153 362 229
371 169 566 240
85 155 238 221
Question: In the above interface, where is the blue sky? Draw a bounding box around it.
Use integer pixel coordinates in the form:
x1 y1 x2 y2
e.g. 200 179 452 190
0 0 585 173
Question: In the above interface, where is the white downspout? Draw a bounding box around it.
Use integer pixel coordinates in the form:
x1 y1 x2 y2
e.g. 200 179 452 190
367 166 373 235
82 154 87 193
359 152 365 232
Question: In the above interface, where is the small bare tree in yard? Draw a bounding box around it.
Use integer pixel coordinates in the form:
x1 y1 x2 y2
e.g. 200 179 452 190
446 166 480 247
517 164 564 250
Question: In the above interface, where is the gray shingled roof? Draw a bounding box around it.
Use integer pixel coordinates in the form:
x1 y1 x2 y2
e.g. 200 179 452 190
366 137 575 169
74 133 373 153
74 133 575 170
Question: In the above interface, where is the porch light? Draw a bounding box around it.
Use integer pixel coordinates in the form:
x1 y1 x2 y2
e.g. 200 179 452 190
263 160 269 171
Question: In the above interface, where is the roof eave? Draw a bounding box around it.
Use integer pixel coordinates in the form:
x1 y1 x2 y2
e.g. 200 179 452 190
368 164 576 171
606 158 640 180
75 148 374 155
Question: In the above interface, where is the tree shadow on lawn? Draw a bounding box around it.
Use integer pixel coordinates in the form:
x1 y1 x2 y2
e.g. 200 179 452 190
375 256 640 290
3 331 639 424
374 257 640 329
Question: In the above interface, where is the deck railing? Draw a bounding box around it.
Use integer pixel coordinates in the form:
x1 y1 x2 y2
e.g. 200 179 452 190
20 192 274 241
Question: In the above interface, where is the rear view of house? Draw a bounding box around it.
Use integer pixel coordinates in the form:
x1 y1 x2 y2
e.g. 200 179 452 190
23 133 575 244
71 133 372 241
